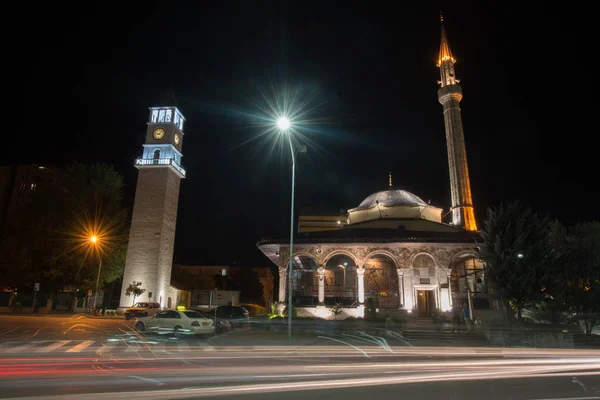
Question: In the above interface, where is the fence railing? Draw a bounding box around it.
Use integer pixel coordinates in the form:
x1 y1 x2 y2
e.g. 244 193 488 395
135 158 186 176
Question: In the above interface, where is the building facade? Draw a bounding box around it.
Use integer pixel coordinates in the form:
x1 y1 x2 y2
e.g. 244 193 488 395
172 264 274 308
257 19 487 320
0 164 59 232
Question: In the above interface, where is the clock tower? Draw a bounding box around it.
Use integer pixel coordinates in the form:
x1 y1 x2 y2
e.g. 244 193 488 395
118 106 186 310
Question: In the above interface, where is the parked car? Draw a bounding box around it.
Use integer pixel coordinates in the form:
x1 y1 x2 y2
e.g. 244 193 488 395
134 309 215 337
125 302 161 320
212 305 250 328
192 309 232 334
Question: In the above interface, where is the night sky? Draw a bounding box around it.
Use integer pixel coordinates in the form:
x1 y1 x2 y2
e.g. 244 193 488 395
12 2 599 266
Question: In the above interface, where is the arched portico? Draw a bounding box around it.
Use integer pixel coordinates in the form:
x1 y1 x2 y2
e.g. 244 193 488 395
364 253 399 309
268 241 487 320
323 254 357 306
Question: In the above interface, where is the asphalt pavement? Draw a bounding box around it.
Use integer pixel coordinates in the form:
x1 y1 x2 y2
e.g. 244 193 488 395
1 314 599 399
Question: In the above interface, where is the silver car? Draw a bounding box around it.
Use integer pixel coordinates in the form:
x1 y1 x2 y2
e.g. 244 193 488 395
134 309 215 337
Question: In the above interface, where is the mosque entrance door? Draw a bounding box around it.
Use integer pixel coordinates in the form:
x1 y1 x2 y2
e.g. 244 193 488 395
417 290 434 317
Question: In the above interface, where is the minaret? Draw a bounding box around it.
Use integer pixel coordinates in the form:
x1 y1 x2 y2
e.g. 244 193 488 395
436 14 477 231
118 106 186 310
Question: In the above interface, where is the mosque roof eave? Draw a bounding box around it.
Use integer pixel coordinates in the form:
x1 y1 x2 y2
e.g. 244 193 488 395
256 227 483 248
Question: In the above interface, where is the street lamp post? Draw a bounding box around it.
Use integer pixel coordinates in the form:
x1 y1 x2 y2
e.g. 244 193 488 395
277 116 306 343
90 235 103 315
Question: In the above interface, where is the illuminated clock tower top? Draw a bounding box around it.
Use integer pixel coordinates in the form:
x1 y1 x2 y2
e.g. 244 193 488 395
135 106 186 178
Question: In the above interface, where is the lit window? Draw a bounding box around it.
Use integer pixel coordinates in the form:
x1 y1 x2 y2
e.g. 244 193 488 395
30 183 36 191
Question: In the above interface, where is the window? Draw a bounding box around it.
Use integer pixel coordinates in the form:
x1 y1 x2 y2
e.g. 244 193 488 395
184 311 204 319
174 110 184 130
153 149 160 159
157 109 172 123
457 258 486 294
154 311 169 318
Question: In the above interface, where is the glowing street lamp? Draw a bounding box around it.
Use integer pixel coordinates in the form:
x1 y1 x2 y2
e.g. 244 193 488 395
277 116 291 131
89 235 103 315
277 115 307 343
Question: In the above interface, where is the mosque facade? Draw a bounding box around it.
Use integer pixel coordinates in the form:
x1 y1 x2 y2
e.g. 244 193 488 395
257 19 488 319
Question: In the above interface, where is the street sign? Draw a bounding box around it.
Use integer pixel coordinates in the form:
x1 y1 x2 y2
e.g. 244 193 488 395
34 282 40 292
217 294 222 300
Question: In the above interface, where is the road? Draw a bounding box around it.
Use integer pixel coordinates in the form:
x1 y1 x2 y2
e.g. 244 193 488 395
1 314 599 399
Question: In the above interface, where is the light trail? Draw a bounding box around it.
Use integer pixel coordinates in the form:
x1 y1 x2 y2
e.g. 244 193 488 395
2 359 598 399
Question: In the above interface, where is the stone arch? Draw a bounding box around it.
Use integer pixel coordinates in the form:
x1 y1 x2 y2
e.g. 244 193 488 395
363 250 398 268
281 252 318 270
322 249 359 267
449 250 479 266
322 252 358 306
363 252 400 308
411 252 438 268
283 252 319 307
449 251 486 307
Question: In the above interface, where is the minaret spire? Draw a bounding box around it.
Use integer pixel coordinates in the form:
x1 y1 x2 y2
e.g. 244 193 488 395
436 16 477 231
437 12 459 88
437 13 455 68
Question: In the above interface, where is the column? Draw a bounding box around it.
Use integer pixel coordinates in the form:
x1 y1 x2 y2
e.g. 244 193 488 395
447 270 453 307
403 271 414 311
397 269 404 308
317 266 325 305
357 267 365 305
278 267 287 303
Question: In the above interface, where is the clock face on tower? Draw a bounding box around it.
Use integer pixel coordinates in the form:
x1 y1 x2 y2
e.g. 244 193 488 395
174 133 180 145
153 128 166 140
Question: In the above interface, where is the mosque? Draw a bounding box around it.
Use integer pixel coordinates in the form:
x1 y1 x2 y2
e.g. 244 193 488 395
257 19 487 319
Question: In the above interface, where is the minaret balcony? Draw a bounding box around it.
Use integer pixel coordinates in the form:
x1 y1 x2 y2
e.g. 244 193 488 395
135 157 186 177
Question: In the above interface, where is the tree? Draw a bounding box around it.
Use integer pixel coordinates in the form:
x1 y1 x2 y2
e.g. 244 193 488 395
0 162 129 295
479 200 555 321
550 221 600 334
124 281 146 306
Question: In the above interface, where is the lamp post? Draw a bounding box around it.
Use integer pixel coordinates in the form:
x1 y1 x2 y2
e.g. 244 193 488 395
90 235 103 315
277 116 306 343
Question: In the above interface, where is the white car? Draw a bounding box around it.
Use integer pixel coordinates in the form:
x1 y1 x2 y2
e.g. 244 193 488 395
125 302 162 320
134 309 215 337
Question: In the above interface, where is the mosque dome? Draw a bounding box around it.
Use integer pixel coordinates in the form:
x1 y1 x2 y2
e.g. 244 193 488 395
348 189 427 212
